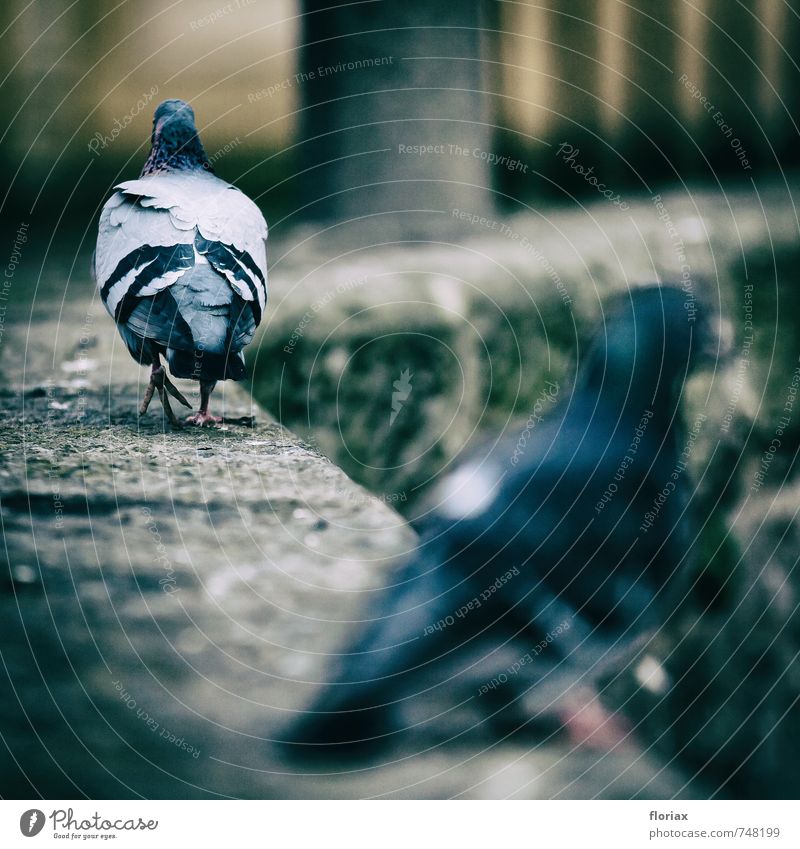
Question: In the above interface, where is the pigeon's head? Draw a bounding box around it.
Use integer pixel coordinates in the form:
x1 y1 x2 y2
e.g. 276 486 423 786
143 99 210 174
581 284 729 411
153 98 195 128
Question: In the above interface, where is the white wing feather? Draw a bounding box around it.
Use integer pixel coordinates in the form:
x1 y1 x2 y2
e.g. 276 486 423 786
111 172 268 312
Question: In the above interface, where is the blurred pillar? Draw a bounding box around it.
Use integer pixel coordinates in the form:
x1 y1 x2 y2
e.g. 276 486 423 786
298 0 492 230
597 1 629 138
784 0 800 163
755 0 785 123
705 0 761 169
620 1 681 176
670 0 717 176
674 2 711 138
498 2 553 143
547 1 603 142
499 1 604 143
755 0 796 165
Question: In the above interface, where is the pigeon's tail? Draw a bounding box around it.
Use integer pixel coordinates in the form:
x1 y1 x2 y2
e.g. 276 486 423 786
119 262 256 382
163 264 254 381
166 346 246 381
278 552 479 760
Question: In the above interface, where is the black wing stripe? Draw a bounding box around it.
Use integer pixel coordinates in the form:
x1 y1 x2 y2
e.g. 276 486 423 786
195 235 265 325
101 244 195 324
101 244 178 303
115 244 195 324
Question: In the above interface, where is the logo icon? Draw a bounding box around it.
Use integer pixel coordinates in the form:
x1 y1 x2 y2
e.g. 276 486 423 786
389 368 413 427
19 809 46 837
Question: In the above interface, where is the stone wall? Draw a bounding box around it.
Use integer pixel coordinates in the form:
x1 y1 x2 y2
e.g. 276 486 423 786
1 279 698 798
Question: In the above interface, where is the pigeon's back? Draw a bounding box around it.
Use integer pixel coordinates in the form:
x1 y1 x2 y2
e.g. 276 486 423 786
430 286 707 636
95 170 267 380
280 285 719 758
431 391 686 639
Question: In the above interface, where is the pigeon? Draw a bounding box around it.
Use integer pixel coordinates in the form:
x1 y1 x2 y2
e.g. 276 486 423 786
93 99 267 426
279 284 727 760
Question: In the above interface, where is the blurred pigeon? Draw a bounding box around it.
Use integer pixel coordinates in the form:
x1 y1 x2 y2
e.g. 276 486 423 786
93 99 267 426
280 285 726 760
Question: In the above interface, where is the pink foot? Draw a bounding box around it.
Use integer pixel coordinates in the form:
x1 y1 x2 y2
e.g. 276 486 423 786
557 694 634 752
184 411 223 427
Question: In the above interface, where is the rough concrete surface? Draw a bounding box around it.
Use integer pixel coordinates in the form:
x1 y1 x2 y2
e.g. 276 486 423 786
0 288 703 799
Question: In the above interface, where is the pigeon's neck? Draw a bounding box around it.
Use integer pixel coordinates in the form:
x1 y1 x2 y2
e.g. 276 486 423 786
579 350 689 437
141 133 211 176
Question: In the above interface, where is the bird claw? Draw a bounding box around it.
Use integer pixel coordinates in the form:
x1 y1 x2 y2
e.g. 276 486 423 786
140 367 252 429
163 375 192 409
557 695 634 752
139 365 184 428
161 399 183 428
139 374 158 416
184 411 223 427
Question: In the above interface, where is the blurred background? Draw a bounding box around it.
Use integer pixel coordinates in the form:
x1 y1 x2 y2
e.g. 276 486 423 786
1 0 799 800
3 1 799 226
